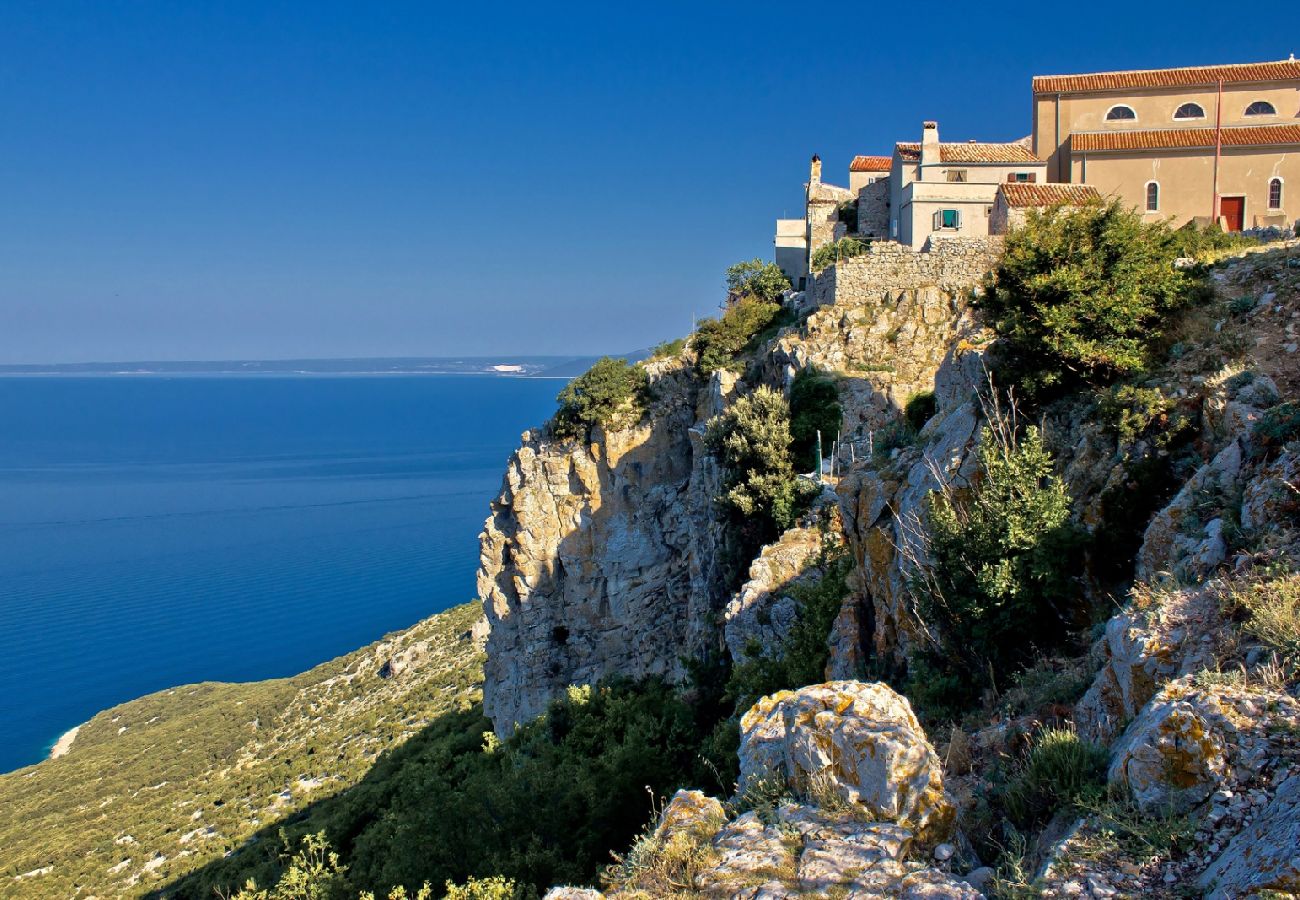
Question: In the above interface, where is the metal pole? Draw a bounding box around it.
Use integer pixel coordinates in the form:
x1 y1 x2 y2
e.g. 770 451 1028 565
1213 78 1223 224
815 430 823 483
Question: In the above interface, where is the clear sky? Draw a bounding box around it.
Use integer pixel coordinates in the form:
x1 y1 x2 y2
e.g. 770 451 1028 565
1 1 1294 363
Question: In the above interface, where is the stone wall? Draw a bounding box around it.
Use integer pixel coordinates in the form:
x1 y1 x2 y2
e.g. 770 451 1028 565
856 179 891 238
807 238 1000 310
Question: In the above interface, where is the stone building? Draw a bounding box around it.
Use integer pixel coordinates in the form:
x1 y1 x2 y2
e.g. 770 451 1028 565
889 121 1047 249
1032 58 1300 230
850 155 892 238
989 182 1103 234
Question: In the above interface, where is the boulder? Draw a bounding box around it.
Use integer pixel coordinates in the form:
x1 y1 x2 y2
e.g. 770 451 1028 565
738 681 953 844
1108 694 1227 813
542 889 604 900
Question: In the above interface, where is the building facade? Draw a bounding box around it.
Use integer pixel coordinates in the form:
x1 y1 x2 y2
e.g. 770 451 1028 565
889 122 1047 249
1032 59 1300 230
989 182 1102 234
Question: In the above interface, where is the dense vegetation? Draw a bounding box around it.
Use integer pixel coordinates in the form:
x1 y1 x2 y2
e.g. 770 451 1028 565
552 356 649 440
811 236 870 272
909 417 1087 718
788 368 842 472
691 296 785 375
724 258 790 304
978 201 1197 399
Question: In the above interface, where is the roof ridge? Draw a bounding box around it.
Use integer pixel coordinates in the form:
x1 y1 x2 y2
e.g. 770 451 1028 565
1036 58 1295 81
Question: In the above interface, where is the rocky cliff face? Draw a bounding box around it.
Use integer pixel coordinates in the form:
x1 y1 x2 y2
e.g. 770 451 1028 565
478 360 733 733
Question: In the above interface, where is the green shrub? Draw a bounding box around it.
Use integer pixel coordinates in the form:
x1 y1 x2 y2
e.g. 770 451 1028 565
1000 727 1108 828
231 832 355 900
1231 574 1300 671
649 338 685 360
442 876 520 900
1097 383 1188 449
811 237 870 272
552 357 649 440
704 386 815 538
911 422 1087 711
1253 401 1300 459
692 297 783 375
903 391 937 433
725 259 791 303
978 201 1197 399
1168 220 1261 261
789 369 843 472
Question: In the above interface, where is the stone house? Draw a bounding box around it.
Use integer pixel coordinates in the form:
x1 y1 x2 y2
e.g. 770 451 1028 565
989 182 1103 234
1032 58 1300 231
850 155 893 238
889 122 1047 249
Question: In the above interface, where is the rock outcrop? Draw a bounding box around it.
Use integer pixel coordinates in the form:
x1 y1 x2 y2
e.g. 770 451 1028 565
478 361 731 733
738 682 953 846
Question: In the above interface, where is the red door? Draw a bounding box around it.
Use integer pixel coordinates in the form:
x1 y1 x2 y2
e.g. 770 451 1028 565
1220 196 1245 232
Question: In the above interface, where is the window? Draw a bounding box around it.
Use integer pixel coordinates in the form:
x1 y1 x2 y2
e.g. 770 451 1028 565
1245 100 1277 116
1174 102 1206 119
1106 104 1137 121
946 170 968 183
934 209 962 230
1007 172 1037 183
1146 181 1160 212
1270 178 1283 209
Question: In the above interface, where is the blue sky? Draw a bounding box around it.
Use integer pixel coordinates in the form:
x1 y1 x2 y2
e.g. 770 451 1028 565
1 1 1294 363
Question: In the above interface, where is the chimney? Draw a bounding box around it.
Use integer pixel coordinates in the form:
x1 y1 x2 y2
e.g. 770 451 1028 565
810 154 822 185
920 121 940 168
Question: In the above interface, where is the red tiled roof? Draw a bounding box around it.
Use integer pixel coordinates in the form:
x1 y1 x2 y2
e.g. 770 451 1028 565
998 183 1103 208
1034 59 1300 94
849 155 892 172
895 142 1042 164
1071 124 1300 152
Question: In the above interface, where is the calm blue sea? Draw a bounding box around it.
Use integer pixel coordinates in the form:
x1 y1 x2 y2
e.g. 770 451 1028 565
0 375 560 773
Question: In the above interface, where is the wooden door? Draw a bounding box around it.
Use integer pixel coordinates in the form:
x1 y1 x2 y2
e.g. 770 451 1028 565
1220 196 1245 232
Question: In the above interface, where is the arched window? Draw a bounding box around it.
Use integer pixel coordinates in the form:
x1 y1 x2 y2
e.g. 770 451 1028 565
1106 104 1138 121
1270 178 1284 209
1146 181 1160 212
1174 102 1206 119
1245 100 1277 116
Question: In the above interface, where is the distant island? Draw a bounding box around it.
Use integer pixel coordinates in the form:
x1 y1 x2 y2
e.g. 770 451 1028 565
0 354 646 379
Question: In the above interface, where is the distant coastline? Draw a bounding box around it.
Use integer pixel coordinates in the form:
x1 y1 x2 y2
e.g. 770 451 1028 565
0 353 648 380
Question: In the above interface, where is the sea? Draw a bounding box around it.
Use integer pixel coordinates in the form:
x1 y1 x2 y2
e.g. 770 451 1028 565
0 374 562 773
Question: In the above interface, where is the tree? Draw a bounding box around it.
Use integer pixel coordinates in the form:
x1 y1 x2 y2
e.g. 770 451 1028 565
725 259 791 303
788 369 842 473
704 386 812 536
978 200 1193 399
552 357 649 441
691 297 783 375
910 418 1086 713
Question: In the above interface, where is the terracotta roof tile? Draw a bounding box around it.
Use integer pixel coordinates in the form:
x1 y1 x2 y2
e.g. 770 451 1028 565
998 183 1103 208
1034 59 1300 94
849 155 892 172
894 142 1042 164
1070 124 1300 152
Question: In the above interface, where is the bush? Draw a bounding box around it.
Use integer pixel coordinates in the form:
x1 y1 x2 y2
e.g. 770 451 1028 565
911 421 1087 711
979 201 1196 399
903 391 937 433
725 259 791 303
789 369 843 472
552 357 649 441
442 876 520 900
811 237 870 272
1097 383 1188 449
1000 727 1108 828
1168 220 1261 260
692 297 783 375
649 338 685 360
1253 401 1300 459
704 386 815 539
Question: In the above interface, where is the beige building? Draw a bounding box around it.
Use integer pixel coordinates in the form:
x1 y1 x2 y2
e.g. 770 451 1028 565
990 182 1102 234
850 155 892 238
890 122 1047 249
1032 59 1300 230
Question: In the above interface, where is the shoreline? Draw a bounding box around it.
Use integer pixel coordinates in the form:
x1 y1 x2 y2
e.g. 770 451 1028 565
48 725 81 760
